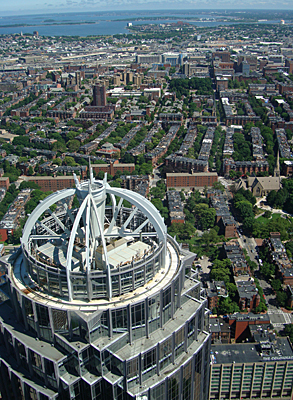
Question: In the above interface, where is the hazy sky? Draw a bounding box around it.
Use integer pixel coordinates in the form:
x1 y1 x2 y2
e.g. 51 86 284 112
2 0 293 15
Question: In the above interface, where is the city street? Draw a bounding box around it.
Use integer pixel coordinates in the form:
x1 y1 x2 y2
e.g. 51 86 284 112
256 277 293 331
149 168 161 188
197 256 212 282
238 233 258 263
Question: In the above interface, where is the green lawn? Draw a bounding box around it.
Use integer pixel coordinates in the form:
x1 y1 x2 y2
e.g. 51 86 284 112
256 213 283 225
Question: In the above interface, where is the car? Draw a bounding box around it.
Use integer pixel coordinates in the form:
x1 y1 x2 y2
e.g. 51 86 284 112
244 239 246 243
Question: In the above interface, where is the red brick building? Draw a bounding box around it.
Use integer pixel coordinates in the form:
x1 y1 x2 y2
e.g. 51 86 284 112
229 313 270 342
91 161 135 177
0 177 9 190
166 172 218 189
20 176 80 192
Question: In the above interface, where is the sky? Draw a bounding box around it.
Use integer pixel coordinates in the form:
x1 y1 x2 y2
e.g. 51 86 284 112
1 0 293 15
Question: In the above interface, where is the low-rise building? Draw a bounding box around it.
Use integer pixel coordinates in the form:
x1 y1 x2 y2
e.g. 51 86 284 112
96 142 120 158
0 189 31 242
236 280 260 312
228 312 271 342
206 281 228 310
120 175 149 197
209 190 237 238
166 190 185 224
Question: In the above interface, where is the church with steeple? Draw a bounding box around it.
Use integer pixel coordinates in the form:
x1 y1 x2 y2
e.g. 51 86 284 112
274 150 280 177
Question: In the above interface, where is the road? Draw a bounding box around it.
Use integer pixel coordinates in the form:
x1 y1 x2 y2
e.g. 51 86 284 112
256 275 293 331
149 168 161 188
196 256 212 283
238 232 258 263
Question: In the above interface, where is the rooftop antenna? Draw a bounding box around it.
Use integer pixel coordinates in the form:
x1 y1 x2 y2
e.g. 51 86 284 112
89 156 94 184
73 173 80 189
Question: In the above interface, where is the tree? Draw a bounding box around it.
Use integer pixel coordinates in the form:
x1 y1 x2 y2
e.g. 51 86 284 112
263 210 272 219
260 262 275 280
67 139 80 152
19 181 40 190
276 291 287 307
66 131 79 141
168 222 195 242
218 297 240 315
194 204 216 230
212 181 225 193
271 279 282 293
28 166 34 176
52 141 67 152
284 324 293 343
11 226 22 244
63 156 77 167
226 283 237 300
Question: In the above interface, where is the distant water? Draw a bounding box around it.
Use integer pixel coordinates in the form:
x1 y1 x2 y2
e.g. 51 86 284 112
0 11 280 36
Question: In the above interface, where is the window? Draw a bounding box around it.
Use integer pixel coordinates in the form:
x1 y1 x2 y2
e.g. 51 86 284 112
112 308 127 333
183 361 192 400
159 336 172 371
162 287 172 325
151 383 165 400
175 327 185 358
142 348 156 381
168 371 180 400
131 302 145 339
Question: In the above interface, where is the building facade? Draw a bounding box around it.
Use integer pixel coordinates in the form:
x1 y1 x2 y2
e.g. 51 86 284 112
209 335 293 400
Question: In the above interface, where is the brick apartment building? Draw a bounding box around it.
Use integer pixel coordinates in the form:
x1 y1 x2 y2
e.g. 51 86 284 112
236 280 260 312
20 176 80 192
223 159 269 176
91 161 135 177
166 172 218 189
206 281 228 310
228 313 271 342
0 177 9 190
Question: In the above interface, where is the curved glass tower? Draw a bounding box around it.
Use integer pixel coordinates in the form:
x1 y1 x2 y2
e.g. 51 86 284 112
0 171 211 400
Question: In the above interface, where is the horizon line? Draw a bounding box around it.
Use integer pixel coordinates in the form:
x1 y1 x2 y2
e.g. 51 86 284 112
1 8 293 17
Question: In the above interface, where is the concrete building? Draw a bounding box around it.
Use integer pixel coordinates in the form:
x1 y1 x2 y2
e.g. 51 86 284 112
96 142 120 159
0 177 9 190
209 334 293 400
93 83 107 107
236 280 260 312
264 232 293 285
0 171 211 400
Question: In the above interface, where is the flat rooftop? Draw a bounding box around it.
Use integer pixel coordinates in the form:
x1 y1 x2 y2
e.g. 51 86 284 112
166 172 218 177
107 241 150 269
212 338 293 364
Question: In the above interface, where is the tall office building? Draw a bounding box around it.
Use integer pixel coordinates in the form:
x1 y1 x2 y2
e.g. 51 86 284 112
0 170 211 400
93 83 107 107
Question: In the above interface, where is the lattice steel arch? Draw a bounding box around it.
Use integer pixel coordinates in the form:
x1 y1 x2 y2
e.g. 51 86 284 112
21 173 167 301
